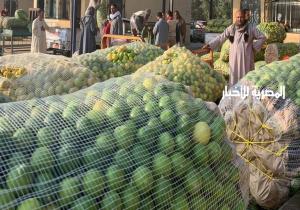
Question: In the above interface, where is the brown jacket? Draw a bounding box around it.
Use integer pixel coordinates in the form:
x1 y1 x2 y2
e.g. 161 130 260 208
176 18 186 43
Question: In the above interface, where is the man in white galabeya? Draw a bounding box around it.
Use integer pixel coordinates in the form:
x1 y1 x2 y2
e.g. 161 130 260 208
31 9 51 53
203 10 266 87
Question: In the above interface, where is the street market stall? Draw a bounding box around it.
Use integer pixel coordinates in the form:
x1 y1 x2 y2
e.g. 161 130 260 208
0 9 31 54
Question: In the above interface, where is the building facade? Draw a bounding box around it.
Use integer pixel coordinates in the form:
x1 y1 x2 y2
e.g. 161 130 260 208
232 0 300 42
31 0 191 28
0 0 33 16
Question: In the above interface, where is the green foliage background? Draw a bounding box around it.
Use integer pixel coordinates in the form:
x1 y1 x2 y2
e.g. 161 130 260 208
192 0 232 21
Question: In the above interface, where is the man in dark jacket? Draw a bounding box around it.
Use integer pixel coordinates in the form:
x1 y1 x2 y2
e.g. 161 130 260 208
153 12 168 50
79 7 98 54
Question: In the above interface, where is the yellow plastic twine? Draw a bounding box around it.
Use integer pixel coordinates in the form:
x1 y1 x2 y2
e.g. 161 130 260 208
227 104 288 180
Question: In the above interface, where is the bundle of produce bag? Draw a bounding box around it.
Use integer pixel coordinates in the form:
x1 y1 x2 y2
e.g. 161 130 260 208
137 46 226 102
219 54 300 209
220 40 230 62
254 61 267 70
73 42 163 81
0 53 98 101
0 72 246 210
214 58 230 79
257 22 286 44
1 17 29 29
264 43 299 64
14 9 29 21
1 9 29 29
220 40 266 63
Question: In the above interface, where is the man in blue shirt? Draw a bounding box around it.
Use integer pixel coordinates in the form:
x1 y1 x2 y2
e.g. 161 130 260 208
153 12 169 50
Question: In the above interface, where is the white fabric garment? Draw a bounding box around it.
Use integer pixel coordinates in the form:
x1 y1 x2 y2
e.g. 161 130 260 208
134 10 146 17
209 24 266 86
31 18 50 54
110 11 121 20
85 0 100 14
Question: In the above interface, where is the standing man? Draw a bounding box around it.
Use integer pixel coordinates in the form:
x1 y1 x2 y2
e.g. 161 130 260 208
109 3 122 35
31 9 51 53
244 9 257 27
153 12 168 50
166 11 177 48
244 9 251 22
174 10 186 46
79 7 98 54
130 9 151 36
203 10 266 86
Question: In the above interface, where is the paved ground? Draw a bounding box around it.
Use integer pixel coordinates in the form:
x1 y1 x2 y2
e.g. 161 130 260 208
1 38 31 55
279 193 300 210
187 33 221 51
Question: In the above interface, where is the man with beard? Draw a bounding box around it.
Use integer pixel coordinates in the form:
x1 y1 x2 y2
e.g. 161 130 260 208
203 10 266 86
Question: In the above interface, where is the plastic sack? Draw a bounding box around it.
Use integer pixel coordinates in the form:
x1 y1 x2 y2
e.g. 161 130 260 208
264 43 299 64
254 61 267 70
1 17 29 29
220 40 230 62
214 58 230 79
15 9 29 21
219 54 300 209
257 22 286 44
73 42 164 81
0 53 98 101
136 46 226 102
0 72 246 210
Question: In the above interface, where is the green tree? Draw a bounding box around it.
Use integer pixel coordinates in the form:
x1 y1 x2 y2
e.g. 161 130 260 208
96 0 108 28
192 0 232 21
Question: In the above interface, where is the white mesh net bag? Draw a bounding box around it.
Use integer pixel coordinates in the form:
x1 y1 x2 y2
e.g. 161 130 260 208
0 72 246 209
219 54 300 209
0 53 99 102
136 46 226 102
73 42 164 82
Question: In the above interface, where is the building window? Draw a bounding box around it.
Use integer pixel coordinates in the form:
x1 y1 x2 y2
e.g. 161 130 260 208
45 0 70 19
62 0 70 19
4 0 17 16
45 0 56 18
265 0 300 33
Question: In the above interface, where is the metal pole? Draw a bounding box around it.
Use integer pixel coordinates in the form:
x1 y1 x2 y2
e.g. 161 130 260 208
71 0 78 55
170 0 174 12
10 0 12 16
162 0 166 14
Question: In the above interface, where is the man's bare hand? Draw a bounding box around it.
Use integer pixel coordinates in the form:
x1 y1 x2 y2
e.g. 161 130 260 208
202 44 210 49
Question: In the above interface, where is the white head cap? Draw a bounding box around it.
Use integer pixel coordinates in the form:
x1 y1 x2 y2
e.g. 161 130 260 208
277 13 282 21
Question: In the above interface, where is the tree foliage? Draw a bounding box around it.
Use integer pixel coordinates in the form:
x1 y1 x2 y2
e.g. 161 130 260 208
192 0 232 21
96 0 108 27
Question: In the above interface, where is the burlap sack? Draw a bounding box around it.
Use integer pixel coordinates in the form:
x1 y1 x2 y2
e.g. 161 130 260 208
249 162 290 209
219 81 300 209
